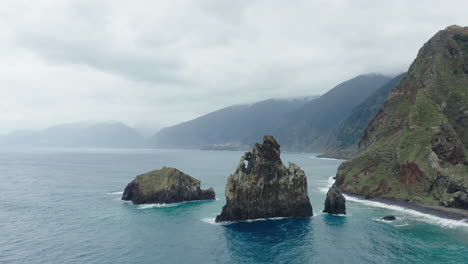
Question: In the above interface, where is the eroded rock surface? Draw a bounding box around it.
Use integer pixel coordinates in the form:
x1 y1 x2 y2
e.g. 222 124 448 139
122 167 215 204
215 135 312 222
323 184 346 215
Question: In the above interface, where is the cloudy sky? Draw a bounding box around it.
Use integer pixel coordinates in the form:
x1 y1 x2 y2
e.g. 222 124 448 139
0 0 466 134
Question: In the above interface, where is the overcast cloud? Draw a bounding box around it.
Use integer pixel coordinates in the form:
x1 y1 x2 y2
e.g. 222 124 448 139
0 0 466 134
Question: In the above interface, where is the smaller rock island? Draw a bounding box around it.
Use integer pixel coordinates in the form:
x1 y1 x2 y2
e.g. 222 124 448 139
381 215 396 221
323 184 346 215
215 135 313 222
121 167 215 204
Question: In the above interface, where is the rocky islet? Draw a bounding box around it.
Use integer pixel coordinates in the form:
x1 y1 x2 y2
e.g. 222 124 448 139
215 135 313 222
122 167 215 205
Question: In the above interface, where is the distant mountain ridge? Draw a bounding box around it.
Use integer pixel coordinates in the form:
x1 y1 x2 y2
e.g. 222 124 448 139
0 121 145 148
152 97 317 150
152 73 393 152
273 74 392 152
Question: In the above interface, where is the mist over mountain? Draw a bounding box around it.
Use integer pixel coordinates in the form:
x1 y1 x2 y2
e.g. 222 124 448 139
152 97 317 150
273 74 392 152
0 121 145 148
152 73 393 152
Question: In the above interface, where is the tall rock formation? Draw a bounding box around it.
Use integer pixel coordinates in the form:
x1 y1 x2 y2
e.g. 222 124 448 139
122 167 215 205
215 135 313 222
323 184 346 215
334 26 468 210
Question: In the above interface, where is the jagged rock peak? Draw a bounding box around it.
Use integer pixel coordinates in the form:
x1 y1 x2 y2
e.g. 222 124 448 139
215 135 313 222
122 167 215 205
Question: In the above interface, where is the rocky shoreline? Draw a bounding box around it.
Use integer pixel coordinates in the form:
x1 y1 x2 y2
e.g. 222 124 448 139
343 192 468 221
334 26 468 215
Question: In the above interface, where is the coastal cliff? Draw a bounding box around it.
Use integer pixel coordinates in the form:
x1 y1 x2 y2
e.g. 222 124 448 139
334 26 468 210
122 167 215 204
215 135 312 222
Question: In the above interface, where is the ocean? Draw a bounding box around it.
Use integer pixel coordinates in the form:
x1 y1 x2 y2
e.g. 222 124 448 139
0 148 467 263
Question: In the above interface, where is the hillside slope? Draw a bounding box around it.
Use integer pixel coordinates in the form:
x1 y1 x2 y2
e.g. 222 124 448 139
273 74 391 152
153 74 392 152
319 73 407 159
335 26 468 210
152 97 314 150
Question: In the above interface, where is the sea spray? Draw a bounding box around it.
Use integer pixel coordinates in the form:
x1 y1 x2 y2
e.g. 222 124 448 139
344 195 468 229
318 176 468 230
107 191 124 195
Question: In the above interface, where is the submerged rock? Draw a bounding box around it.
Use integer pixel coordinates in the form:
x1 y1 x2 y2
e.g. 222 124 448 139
121 167 215 204
215 135 313 222
323 184 346 215
381 215 396 221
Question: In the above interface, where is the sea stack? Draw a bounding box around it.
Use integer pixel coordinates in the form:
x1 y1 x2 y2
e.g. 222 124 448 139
215 135 313 222
323 184 346 215
121 167 215 205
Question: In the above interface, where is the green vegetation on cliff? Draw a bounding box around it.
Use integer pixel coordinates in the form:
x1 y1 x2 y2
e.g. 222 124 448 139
319 73 407 159
335 25 468 209
152 74 392 152
274 74 392 152
122 167 215 204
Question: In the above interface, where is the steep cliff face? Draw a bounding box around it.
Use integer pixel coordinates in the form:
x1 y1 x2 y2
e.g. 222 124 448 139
319 73 407 159
122 167 215 205
215 135 312 222
335 26 468 209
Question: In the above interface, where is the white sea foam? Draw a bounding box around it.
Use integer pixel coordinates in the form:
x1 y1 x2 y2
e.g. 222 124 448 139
134 199 215 209
201 216 289 225
395 223 410 227
318 176 335 193
328 213 347 217
318 176 468 229
137 203 179 209
107 191 123 195
345 195 468 229
201 218 221 225
373 217 398 223
243 217 287 222
310 156 343 161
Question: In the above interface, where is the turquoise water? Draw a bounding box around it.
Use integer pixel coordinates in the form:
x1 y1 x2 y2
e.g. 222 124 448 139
0 148 467 264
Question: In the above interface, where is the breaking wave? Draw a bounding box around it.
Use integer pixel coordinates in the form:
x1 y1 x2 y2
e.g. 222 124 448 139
319 176 468 229
345 195 468 229
107 191 123 195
